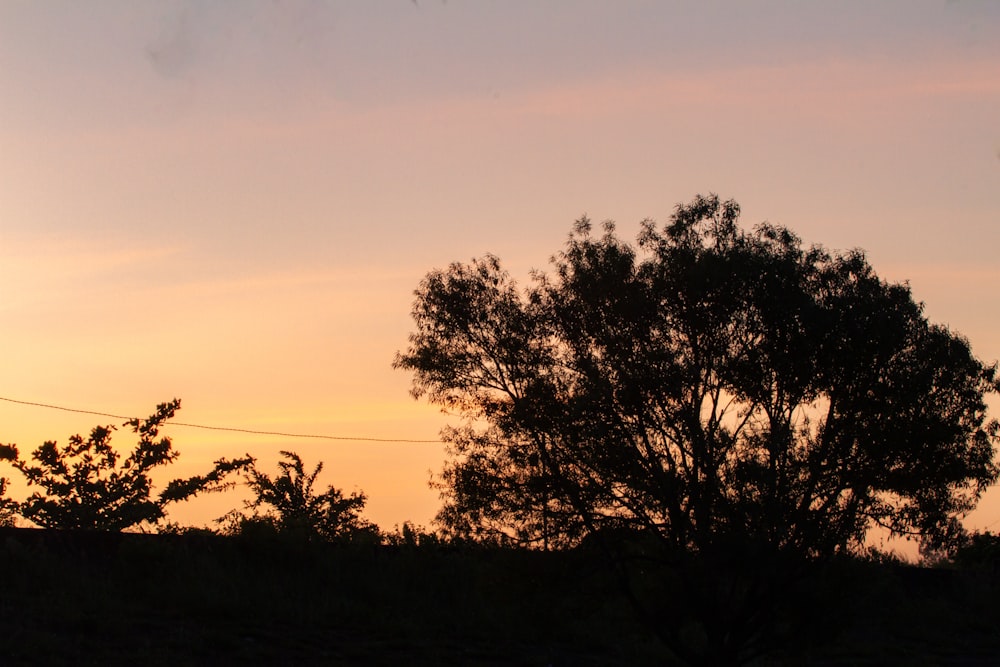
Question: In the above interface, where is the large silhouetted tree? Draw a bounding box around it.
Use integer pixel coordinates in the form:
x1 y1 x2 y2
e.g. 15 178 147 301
396 194 999 664
2 399 251 531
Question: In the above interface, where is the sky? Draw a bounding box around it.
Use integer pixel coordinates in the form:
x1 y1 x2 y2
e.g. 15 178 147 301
1 0 999 540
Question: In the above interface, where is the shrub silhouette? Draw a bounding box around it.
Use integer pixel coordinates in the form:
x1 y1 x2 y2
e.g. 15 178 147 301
221 450 375 542
0 473 16 527
1 400 250 531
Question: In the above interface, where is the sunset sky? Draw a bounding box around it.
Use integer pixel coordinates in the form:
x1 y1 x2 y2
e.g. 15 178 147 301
2 1 999 540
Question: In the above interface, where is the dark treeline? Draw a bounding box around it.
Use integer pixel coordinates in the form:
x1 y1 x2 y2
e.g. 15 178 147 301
1 525 1000 665
0 525 662 666
3 195 1000 665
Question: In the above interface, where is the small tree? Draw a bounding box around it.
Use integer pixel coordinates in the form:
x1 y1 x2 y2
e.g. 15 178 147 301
3 399 251 531
223 451 373 542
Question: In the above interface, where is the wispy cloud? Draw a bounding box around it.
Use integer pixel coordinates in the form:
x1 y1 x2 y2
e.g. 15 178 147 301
0 236 184 311
163 266 414 295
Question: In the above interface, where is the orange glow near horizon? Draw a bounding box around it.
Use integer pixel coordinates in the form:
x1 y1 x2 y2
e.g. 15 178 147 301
2 2 999 547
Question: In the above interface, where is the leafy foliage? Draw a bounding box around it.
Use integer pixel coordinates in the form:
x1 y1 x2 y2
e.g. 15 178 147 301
396 195 1000 662
0 477 16 528
948 530 1000 570
382 521 446 548
222 450 374 542
2 400 251 531
397 195 999 555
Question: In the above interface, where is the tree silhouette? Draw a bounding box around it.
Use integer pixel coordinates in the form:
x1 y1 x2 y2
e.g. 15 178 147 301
2 399 251 531
222 450 374 542
396 194 1000 664
0 473 16 527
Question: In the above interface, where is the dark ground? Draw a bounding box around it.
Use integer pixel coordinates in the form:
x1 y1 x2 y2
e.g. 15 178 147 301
1 527 998 666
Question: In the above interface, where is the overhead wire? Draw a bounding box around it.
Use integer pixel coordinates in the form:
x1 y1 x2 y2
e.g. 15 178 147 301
0 396 442 444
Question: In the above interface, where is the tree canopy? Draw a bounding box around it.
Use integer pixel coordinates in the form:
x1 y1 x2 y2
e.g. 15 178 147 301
220 450 374 542
396 194 999 556
0 400 250 531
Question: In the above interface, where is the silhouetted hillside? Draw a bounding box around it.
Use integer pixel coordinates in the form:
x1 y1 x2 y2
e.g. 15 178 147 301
1 528 999 665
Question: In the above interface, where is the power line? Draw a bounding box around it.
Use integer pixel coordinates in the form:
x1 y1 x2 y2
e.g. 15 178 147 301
0 396 442 444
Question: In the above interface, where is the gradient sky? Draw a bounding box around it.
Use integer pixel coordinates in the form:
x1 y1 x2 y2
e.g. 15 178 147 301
2 1 999 541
